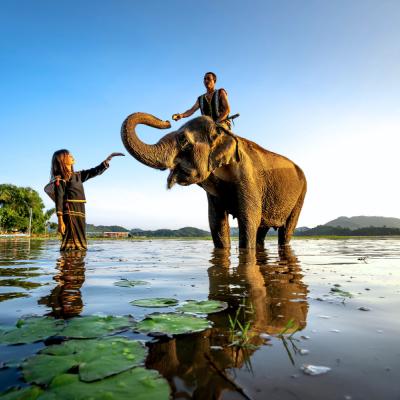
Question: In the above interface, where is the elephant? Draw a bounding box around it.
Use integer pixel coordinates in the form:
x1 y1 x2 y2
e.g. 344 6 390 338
121 112 307 249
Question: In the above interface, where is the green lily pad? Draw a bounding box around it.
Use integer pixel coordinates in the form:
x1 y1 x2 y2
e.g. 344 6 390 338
23 354 77 385
136 313 212 335
23 337 147 384
176 300 228 314
330 287 353 298
130 298 179 308
38 369 170 400
0 386 42 400
114 279 149 288
61 315 134 339
0 317 65 345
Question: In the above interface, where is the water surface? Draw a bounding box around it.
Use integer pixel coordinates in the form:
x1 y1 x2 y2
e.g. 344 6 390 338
0 238 399 399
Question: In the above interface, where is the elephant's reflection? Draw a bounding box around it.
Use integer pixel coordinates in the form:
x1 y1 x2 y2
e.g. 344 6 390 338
147 245 309 399
39 251 85 318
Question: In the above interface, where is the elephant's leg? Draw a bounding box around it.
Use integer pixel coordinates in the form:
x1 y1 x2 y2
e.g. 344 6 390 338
256 226 269 249
207 193 230 249
278 226 287 246
279 187 307 245
237 195 262 249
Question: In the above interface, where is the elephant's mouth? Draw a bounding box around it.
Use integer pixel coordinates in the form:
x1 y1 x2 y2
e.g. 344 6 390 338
167 167 200 189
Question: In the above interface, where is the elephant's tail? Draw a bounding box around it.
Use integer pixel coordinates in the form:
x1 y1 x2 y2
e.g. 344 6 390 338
280 179 307 245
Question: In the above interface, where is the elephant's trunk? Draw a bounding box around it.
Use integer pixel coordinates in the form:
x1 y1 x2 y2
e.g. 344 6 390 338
121 112 177 170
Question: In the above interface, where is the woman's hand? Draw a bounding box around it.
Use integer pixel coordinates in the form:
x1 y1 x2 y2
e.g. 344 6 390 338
172 113 182 121
104 152 125 167
105 152 125 165
58 219 66 235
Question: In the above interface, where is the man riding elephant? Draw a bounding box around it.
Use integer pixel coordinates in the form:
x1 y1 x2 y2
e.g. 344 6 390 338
172 72 232 130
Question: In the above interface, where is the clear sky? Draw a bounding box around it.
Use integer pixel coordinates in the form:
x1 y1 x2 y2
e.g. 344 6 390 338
1 0 399 230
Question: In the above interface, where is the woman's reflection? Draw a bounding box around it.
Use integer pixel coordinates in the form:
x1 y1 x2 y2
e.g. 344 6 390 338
39 250 86 318
147 245 309 399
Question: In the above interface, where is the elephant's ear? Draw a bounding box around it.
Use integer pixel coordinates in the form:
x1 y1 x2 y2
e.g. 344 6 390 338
208 133 241 171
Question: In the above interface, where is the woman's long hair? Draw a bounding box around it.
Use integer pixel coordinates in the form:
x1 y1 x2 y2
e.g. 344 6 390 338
51 149 73 180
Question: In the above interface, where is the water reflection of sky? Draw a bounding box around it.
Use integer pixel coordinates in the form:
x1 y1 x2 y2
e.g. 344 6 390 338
1 238 400 399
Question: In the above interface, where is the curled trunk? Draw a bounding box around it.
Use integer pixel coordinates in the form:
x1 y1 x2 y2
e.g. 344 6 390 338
121 112 177 170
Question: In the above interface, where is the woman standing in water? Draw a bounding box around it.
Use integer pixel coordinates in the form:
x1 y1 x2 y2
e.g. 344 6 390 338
48 149 123 251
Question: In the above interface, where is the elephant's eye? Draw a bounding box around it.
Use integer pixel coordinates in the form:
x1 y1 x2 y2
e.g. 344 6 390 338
177 134 192 151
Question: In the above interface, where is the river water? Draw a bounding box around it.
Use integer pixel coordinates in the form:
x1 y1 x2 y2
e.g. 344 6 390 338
0 238 399 399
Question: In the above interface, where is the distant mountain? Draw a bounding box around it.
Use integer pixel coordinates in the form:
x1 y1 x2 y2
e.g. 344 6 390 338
324 216 400 230
86 224 129 232
129 226 210 237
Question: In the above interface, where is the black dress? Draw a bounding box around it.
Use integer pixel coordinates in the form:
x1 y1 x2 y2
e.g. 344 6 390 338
54 162 108 251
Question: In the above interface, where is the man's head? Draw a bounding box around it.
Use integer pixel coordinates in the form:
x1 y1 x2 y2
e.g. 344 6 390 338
203 72 217 91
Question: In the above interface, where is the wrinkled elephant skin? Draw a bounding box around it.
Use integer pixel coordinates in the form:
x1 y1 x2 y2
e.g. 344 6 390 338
121 112 307 249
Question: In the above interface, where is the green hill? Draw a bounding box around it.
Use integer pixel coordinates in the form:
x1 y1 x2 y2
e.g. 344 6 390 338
86 224 129 232
296 225 400 236
324 216 400 229
129 226 210 237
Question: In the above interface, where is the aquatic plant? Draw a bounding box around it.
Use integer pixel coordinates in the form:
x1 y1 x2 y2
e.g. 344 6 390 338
0 386 43 400
23 337 147 384
38 368 170 400
228 299 256 349
113 278 149 287
136 312 212 335
277 318 302 365
330 286 353 300
0 317 65 345
130 298 179 308
61 315 135 339
177 300 228 314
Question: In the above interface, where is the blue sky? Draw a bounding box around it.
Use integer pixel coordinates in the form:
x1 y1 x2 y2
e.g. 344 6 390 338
1 0 399 229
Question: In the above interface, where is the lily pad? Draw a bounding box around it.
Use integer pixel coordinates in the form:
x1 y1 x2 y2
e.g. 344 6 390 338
0 317 65 345
176 300 228 314
38 369 170 400
61 315 134 339
0 386 42 400
130 298 179 308
114 279 149 288
136 313 212 335
23 337 147 384
330 287 353 298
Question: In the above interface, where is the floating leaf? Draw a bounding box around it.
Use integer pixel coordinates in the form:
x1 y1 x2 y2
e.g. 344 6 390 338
330 287 353 298
130 298 178 308
23 354 77 385
0 317 65 345
38 369 170 400
136 313 212 335
176 300 228 314
23 337 147 384
61 315 134 339
0 386 43 400
114 279 149 288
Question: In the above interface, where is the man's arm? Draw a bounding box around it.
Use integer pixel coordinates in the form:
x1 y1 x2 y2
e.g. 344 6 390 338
172 99 200 121
216 89 230 123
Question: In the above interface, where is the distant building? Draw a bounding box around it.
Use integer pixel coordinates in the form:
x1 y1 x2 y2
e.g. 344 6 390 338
103 231 129 238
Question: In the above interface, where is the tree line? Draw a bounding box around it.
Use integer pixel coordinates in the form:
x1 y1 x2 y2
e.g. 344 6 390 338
295 225 400 236
0 184 54 234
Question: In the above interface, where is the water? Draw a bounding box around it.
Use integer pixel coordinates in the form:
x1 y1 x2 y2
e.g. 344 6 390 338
1 238 400 399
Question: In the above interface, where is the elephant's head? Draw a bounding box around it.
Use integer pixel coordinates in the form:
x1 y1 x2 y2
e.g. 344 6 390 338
121 112 240 188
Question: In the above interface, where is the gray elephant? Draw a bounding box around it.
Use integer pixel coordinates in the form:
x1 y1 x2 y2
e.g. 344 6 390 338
121 112 307 249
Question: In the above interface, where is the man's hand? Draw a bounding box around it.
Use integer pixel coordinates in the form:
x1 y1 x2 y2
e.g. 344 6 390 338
172 113 182 121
